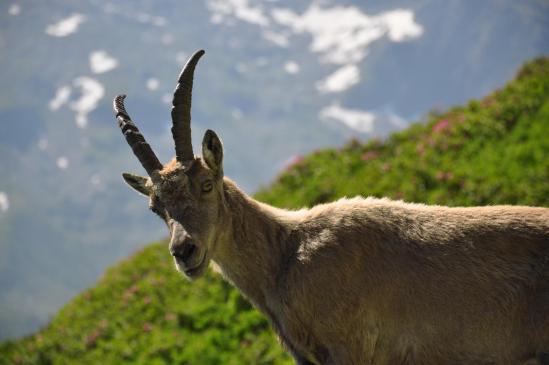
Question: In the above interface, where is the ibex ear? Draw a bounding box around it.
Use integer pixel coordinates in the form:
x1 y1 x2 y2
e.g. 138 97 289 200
202 129 223 176
122 173 151 196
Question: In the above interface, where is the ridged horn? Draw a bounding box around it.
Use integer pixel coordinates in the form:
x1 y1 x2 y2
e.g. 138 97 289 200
171 49 205 162
114 95 163 176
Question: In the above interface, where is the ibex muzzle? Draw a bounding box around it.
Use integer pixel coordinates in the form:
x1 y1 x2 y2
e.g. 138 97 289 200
169 222 204 276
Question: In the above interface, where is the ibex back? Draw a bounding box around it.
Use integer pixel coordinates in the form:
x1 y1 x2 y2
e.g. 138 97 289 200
116 50 549 365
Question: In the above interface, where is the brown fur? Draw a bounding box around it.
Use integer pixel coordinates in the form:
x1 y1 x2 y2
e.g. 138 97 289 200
214 178 549 365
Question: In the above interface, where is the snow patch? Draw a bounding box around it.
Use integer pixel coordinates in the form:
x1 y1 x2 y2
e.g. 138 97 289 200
0 192 9 213
8 4 21 16
89 50 118 74
70 77 105 129
48 78 104 128
38 138 49 151
205 2 423 94
49 86 71 111
263 30 289 47
316 64 360 93
207 0 269 27
90 174 102 186
147 78 159 91
284 61 300 74
384 9 424 42
272 5 422 65
320 103 375 133
231 108 243 119
136 13 167 26
271 5 422 93
152 16 167 27
45 14 86 37
56 156 69 170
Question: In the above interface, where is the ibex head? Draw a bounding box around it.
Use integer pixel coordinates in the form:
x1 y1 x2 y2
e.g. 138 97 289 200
115 50 225 279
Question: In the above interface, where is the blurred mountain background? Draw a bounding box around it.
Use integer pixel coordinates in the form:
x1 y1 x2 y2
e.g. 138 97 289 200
0 0 548 340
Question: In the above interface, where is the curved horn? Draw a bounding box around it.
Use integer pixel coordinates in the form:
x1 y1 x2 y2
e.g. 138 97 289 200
171 49 205 162
114 95 163 175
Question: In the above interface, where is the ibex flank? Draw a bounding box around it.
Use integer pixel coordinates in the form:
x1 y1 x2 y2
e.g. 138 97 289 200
115 50 549 365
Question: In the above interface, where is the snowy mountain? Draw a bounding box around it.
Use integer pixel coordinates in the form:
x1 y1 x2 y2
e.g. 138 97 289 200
0 0 548 339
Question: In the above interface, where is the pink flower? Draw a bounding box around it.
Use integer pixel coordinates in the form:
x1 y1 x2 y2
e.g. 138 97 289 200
361 151 379 161
285 155 304 169
122 285 139 303
432 119 450 133
85 328 102 347
436 171 454 181
143 323 153 332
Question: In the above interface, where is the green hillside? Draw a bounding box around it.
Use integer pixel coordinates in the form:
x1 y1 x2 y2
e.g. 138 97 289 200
256 57 549 208
1 57 548 364
0 244 292 365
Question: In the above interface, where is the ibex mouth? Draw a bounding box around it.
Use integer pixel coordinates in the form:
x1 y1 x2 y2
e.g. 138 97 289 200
177 251 208 279
184 263 204 277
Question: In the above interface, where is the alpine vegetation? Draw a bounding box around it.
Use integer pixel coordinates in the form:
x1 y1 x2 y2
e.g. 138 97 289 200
116 50 549 365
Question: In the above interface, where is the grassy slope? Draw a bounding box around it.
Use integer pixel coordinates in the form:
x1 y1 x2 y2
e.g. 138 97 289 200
1 57 548 364
0 245 292 365
256 57 549 208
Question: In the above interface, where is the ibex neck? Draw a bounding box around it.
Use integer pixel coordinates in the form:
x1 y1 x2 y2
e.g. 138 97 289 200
212 178 299 312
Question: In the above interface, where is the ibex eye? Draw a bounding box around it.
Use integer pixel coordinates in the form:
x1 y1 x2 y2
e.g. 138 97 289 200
201 180 213 193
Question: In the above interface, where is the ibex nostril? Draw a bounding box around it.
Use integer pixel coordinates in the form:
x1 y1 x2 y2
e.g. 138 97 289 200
171 243 196 262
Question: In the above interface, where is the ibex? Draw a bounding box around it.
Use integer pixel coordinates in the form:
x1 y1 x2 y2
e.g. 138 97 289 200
115 50 549 365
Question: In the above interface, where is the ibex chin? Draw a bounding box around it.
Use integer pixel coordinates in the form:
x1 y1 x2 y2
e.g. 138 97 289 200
115 50 549 365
